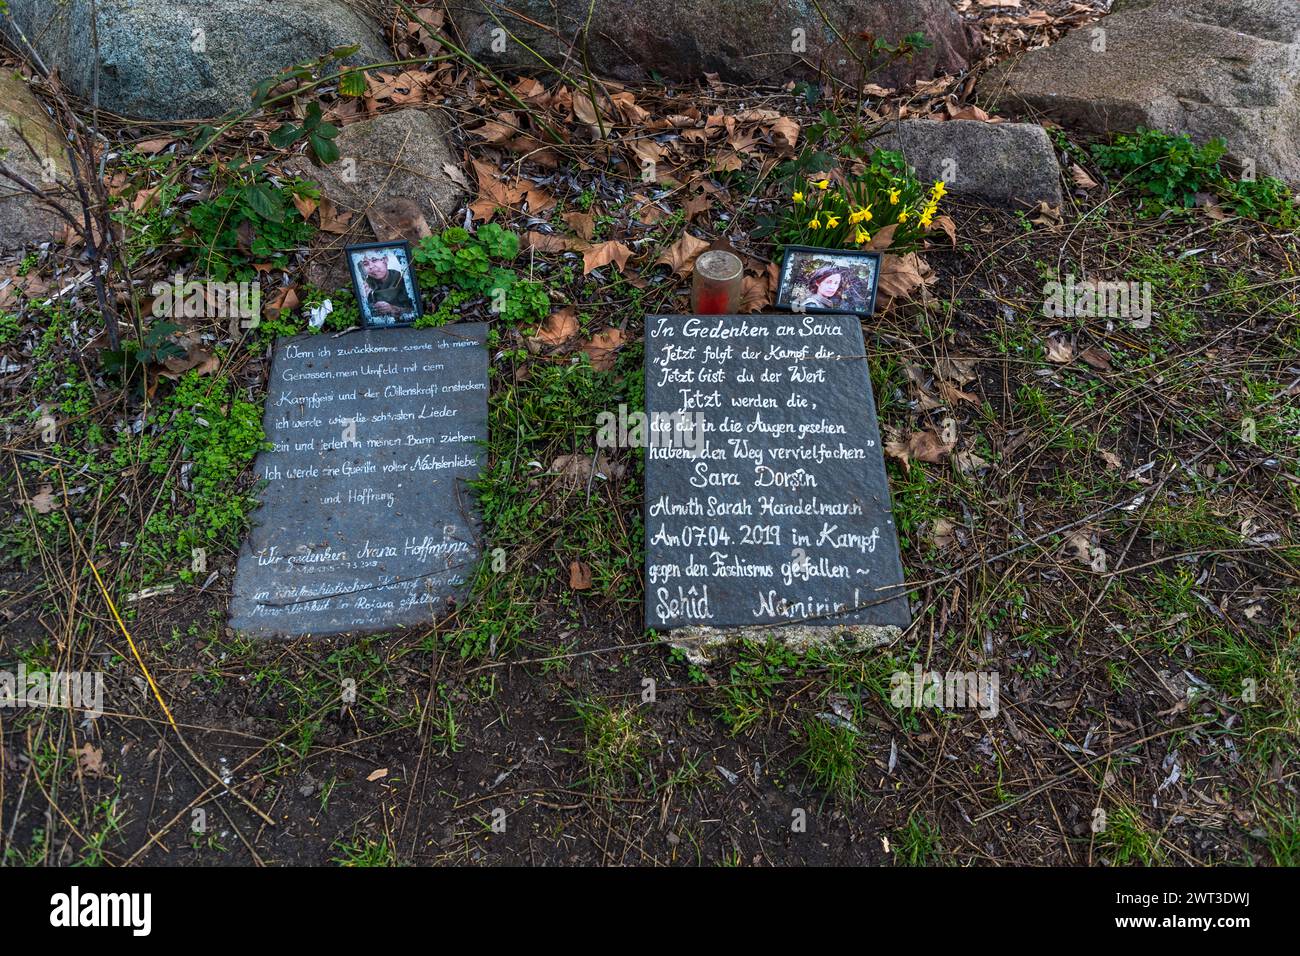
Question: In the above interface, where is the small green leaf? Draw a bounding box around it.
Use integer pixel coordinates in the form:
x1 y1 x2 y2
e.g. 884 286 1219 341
309 134 340 166
269 123 303 148
338 69 367 98
243 183 286 223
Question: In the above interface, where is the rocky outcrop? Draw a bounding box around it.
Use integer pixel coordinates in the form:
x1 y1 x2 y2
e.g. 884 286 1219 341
869 120 1063 208
978 0 1300 182
285 109 466 288
444 0 974 89
0 71 76 251
0 0 390 121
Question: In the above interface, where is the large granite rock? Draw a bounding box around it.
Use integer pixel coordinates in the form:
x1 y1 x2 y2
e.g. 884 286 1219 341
286 109 466 288
0 71 75 251
869 120 1063 208
444 0 974 88
0 0 389 120
979 0 1300 182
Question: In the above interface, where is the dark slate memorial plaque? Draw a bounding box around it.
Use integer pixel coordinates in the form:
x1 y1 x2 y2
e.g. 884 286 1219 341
229 323 488 637
644 313 909 644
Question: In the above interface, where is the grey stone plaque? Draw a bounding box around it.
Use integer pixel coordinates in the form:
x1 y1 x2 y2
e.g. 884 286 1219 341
644 313 909 656
229 323 488 637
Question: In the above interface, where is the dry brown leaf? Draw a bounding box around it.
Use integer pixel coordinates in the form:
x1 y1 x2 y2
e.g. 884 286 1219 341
367 198 431 244
533 307 578 346
582 328 626 370
930 518 957 549
522 231 576 254
317 197 353 234
955 451 989 474
582 240 634 275
864 222 899 253
263 286 300 322
27 484 59 514
929 215 958 247
769 115 800 154
367 767 389 782
563 211 596 241
886 428 955 469
472 112 519 145
291 192 319 220
441 162 470 192
72 743 105 778
655 232 711 276
877 251 929 300
1045 336 1075 363
160 346 220 380
938 381 978 405
936 357 977 384
133 136 174 155
551 451 624 485
944 103 997 122
569 561 593 590
1070 164 1098 190
1079 346 1112 371
1031 201 1062 227
739 262 779 313
683 192 711 222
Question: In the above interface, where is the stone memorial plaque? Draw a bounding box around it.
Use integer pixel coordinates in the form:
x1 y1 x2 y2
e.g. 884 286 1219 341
644 313 909 656
229 323 488 637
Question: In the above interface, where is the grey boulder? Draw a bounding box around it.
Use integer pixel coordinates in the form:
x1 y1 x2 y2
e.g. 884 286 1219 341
0 71 77 251
443 0 974 88
978 0 1300 182
869 119 1063 208
0 0 389 121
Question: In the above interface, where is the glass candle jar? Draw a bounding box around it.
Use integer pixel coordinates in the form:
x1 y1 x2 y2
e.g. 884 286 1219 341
690 250 743 315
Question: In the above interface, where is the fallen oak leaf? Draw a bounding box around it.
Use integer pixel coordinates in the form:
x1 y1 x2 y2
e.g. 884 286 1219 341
521 230 576 254
26 483 60 514
563 211 596 240
533 306 578 347
863 222 898 253
654 232 711 276
876 251 930 300
582 240 634 276
569 561 593 590
1070 164 1098 190
1079 346 1112 371
928 215 958 247
582 327 626 370
72 743 105 778
1045 336 1075 363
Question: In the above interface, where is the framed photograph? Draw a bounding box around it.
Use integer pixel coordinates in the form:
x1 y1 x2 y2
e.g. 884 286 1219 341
775 245 882 317
346 240 423 328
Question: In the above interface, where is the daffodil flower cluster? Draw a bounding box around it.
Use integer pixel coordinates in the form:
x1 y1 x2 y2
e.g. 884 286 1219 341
776 149 947 255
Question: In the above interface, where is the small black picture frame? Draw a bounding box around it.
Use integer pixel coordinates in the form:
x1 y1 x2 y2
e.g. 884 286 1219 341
775 245 882 318
346 240 423 328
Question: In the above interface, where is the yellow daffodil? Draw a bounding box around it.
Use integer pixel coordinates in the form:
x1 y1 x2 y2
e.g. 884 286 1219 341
919 211 934 228
931 180 947 199
825 215 840 229
814 178 830 190
889 189 901 205
849 207 872 225
808 217 820 229
898 210 909 223
793 191 804 203
855 228 871 245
